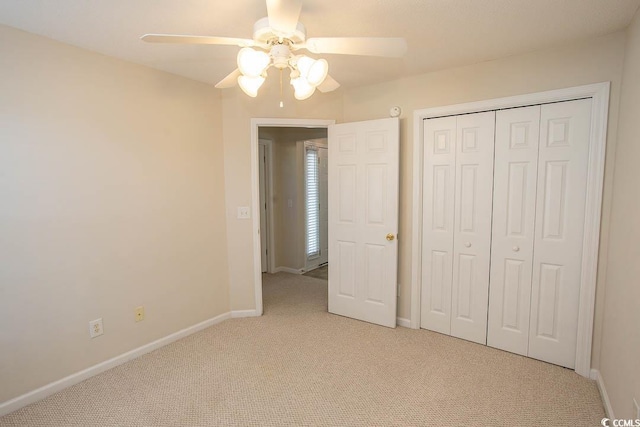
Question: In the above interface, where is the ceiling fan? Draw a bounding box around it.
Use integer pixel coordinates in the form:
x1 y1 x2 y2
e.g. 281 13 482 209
141 0 407 100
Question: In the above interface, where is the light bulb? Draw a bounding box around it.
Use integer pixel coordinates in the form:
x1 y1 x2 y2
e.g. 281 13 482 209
238 75 265 97
296 56 328 87
296 56 314 76
306 59 328 86
237 48 270 78
291 76 315 100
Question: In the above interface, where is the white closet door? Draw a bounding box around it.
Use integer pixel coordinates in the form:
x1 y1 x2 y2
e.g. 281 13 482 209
421 116 456 334
450 111 495 344
528 99 592 368
487 106 541 355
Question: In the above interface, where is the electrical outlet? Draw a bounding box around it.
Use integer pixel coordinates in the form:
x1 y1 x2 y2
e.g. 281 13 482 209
135 306 145 322
634 397 639 420
89 318 103 338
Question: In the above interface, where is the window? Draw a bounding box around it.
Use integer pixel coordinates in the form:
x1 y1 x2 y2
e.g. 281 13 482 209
306 147 320 259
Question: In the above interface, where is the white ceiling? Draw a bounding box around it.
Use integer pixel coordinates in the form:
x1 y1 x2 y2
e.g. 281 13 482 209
1 0 639 90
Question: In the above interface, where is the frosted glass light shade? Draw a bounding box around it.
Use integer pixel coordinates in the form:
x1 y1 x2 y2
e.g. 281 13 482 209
306 59 328 86
296 56 328 87
238 75 265 97
237 48 270 78
291 77 315 100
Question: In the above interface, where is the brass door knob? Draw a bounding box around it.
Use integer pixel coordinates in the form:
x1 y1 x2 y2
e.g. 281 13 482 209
386 233 395 241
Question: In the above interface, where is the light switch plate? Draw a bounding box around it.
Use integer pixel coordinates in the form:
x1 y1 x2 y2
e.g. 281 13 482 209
237 206 250 219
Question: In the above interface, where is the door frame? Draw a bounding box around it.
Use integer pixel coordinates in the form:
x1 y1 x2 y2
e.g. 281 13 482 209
250 118 335 316
411 82 610 378
258 138 274 273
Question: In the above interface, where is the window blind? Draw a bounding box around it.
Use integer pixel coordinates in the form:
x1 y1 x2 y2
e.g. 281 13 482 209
306 148 320 259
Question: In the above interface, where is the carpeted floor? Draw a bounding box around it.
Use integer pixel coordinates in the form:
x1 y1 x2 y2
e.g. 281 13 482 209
0 272 604 426
302 264 328 280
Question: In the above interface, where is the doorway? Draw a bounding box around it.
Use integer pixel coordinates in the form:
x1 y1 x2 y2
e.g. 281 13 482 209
250 119 334 316
257 126 328 275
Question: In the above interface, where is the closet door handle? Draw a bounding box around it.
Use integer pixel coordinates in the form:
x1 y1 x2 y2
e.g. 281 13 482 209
512 246 520 252
464 242 471 248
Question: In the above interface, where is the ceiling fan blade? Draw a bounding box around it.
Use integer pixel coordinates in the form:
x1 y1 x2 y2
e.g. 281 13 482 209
304 37 408 57
317 75 340 93
215 69 241 89
266 0 302 35
141 34 258 47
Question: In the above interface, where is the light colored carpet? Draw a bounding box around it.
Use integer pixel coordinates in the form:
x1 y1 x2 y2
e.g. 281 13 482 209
0 272 604 426
302 264 328 281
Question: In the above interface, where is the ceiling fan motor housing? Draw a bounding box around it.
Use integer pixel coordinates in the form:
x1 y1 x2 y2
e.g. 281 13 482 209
253 17 306 45
270 44 292 69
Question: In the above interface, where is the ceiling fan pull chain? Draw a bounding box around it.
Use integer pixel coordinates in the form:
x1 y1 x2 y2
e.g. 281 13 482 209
279 68 284 108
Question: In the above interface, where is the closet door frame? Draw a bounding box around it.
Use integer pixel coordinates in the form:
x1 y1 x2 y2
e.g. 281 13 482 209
411 82 610 378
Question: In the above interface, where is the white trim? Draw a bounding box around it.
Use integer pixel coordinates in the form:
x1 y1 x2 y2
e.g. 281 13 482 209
592 369 615 419
274 266 304 274
411 82 610 377
250 118 335 317
231 309 260 318
396 317 411 328
258 138 275 274
0 312 232 417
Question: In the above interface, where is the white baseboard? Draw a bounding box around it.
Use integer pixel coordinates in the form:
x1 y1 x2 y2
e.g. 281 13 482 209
591 369 614 419
231 309 260 318
0 311 232 417
274 267 303 274
396 317 411 328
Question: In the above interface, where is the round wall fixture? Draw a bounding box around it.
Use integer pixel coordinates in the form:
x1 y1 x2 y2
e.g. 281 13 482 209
390 106 402 117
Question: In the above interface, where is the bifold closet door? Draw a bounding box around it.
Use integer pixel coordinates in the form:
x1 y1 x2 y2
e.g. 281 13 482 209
487 106 541 356
450 112 495 344
528 99 591 368
421 116 456 335
421 112 495 345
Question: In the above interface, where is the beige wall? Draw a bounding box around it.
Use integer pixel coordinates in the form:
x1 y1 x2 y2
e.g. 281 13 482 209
221 71 342 310
342 33 626 361
0 26 229 403
599 8 640 419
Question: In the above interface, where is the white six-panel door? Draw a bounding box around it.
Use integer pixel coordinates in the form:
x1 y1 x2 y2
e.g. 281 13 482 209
487 106 541 355
421 112 495 344
328 118 399 328
528 99 591 368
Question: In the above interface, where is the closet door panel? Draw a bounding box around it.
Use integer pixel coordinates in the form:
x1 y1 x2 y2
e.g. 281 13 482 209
487 106 540 356
450 111 495 344
529 99 591 369
421 116 456 334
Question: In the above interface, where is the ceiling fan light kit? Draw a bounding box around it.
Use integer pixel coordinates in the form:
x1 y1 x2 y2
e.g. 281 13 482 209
234 44 329 99
290 75 315 100
141 0 407 102
237 47 270 77
238 75 266 98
